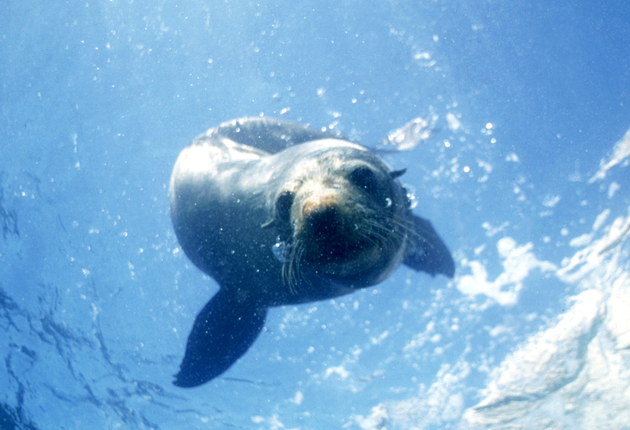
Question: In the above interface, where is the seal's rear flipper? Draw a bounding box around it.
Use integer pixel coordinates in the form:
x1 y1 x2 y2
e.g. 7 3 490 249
212 117 345 154
174 289 267 387
404 214 455 278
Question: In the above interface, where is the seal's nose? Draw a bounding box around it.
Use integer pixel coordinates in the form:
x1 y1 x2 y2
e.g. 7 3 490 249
305 205 341 238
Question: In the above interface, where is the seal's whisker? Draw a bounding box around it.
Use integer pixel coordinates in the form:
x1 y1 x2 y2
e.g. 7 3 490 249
281 240 296 295
295 243 309 287
284 239 310 295
359 219 390 241
362 218 405 247
287 241 300 295
364 225 394 247
382 214 422 242
357 223 386 245
358 230 381 248
385 213 443 253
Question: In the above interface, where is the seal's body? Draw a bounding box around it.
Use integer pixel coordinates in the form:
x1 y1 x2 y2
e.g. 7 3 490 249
170 118 454 387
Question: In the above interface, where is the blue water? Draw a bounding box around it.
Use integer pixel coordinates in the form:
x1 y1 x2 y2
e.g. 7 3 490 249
1 1 629 429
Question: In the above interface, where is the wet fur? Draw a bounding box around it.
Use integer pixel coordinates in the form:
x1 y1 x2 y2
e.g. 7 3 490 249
169 118 454 387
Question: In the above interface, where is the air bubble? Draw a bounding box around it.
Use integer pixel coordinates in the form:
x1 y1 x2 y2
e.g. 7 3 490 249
272 241 291 263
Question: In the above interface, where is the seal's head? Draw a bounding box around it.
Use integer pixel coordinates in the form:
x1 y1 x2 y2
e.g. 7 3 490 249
269 143 412 291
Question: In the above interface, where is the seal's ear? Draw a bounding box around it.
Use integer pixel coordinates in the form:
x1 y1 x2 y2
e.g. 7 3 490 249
404 214 455 278
390 168 407 179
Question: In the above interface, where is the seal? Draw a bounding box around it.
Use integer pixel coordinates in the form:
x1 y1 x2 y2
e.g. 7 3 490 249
169 117 455 387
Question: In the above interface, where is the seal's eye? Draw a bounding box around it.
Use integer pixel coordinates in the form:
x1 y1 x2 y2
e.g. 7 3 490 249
276 191 294 221
349 166 379 195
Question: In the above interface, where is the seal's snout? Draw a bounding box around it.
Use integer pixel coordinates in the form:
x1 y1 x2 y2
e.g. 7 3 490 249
301 192 345 240
305 205 342 238
298 193 357 265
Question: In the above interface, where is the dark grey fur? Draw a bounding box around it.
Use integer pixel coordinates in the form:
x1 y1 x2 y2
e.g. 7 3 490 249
169 117 454 387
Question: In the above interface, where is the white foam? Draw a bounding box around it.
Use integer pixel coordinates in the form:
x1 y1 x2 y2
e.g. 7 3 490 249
456 237 556 306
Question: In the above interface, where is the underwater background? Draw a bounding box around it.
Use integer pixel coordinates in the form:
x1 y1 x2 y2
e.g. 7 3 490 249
1 0 629 428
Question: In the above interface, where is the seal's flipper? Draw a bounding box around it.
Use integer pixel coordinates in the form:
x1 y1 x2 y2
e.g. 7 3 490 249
174 289 268 387
212 117 345 154
404 214 455 278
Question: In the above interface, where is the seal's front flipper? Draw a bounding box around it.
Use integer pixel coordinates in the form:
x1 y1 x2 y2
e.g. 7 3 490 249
404 214 455 278
174 289 267 387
